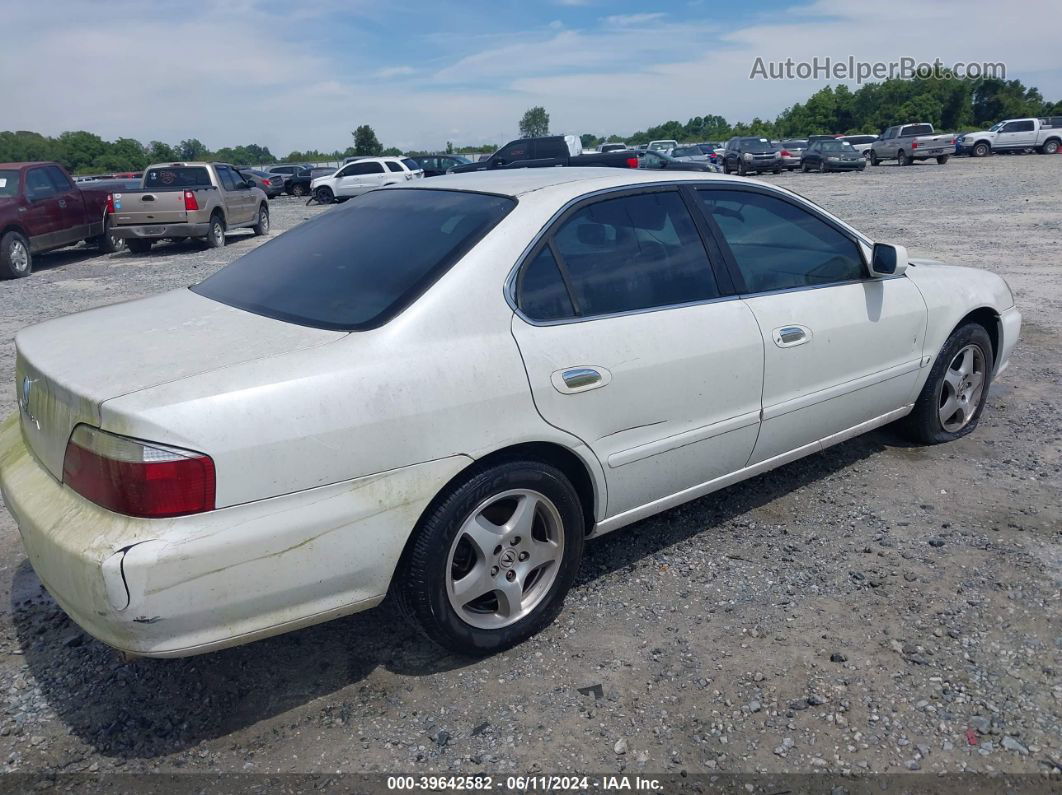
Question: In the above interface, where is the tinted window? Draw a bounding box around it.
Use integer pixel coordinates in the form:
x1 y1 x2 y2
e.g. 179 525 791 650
494 140 530 162
25 168 55 199
902 124 933 137
145 166 211 188
401 158 420 171
1004 120 1034 132
547 192 719 317
518 246 574 321
696 189 864 293
45 166 73 192
339 162 379 176
192 189 515 330
217 167 239 190
385 161 404 173
0 170 17 197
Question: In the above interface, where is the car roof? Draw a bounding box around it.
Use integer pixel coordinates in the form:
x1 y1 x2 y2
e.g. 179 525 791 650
398 167 748 199
0 161 56 171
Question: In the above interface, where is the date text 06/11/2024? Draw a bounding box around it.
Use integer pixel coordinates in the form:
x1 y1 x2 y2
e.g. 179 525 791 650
386 775 664 791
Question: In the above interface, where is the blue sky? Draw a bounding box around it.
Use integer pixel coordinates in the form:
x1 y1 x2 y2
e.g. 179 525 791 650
2 0 1058 154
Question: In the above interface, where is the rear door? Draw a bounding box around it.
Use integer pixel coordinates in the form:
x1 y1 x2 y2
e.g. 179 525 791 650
384 160 409 183
45 166 89 242
693 185 927 464
510 187 763 520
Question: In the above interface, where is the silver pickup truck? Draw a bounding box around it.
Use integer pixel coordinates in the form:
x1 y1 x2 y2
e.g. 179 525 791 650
110 162 269 253
869 123 956 166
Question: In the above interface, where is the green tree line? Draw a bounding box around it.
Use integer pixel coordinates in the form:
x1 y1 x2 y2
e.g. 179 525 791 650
3 76 1059 173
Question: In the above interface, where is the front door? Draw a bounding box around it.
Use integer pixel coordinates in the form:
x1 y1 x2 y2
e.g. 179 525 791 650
22 167 62 249
693 186 927 464
510 188 764 519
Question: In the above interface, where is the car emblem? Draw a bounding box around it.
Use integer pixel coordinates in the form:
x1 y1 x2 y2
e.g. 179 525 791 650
19 376 39 430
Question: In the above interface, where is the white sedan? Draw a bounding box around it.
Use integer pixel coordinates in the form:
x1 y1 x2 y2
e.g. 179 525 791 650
0 169 1020 658
310 156 423 203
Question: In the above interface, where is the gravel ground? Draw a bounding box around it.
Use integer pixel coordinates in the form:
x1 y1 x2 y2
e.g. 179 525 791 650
0 158 1059 782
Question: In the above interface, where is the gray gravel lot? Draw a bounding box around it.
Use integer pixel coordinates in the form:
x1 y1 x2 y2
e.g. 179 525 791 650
0 158 1059 780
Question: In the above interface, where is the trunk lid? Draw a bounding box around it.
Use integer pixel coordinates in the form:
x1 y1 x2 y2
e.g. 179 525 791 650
15 288 345 480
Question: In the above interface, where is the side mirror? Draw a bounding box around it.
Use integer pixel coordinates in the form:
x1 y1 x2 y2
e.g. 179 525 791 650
870 243 908 277
242 180 254 189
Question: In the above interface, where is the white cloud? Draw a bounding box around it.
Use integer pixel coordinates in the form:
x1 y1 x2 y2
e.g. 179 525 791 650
602 13 667 27
0 0 1058 155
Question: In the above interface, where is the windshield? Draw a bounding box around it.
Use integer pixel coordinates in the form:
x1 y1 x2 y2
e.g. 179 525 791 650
0 169 18 197
192 189 515 331
988 122 1004 132
821 141 855 152
782 140 807 149
740 139 773 153
671 147 700 157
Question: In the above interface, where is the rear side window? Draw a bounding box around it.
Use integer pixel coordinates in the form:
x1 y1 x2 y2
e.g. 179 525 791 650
145 167 211 189
494 141 530 162
696 189 864 293
192 189 515 330
531 191 719 318
385 161 404 173
517 247 574 321
401 158 420 171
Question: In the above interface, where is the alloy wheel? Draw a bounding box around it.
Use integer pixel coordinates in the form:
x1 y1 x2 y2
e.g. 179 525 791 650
938 344 986 432
10 240 29 273
445 489 565 630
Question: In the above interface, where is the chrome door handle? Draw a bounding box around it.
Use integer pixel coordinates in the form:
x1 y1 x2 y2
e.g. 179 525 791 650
562 368 601 389
773 325 812 347
551 366 612 394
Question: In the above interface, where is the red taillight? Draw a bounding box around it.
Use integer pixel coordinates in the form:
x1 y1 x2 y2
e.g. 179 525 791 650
184 190 199 211
626 157 639 169
262 178 271 186
780 149 791 157
105 193 115 214
63 425 216 518
911 140 919 149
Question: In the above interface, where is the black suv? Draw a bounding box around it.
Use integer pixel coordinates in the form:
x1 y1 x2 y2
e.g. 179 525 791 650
721 137 781 175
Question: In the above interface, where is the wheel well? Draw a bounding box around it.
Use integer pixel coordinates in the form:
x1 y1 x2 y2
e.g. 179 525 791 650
957 307 999 362
1043 136 1060 146
1 224 27 240
211 208 225 223
473 443 597 534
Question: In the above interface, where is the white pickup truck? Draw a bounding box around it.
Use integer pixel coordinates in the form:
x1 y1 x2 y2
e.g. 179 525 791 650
956 117 1062 157
869 123 956 166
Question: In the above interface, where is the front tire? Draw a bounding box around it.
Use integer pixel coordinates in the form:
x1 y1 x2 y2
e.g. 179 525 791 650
395 459 585 656
737 161 747 176
314 186 334 204
252 204 270 236
973 142 990 157
901 323 994 444
0 231 32 279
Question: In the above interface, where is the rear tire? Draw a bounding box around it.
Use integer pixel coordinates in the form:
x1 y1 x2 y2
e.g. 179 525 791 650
901 322 994 445
292 183 308 197
936 155 950 165
1041 139 1060 154
93 216 125 253
126 238 152 254
897 150 910 166
204 214 226 248
0 231 32 279
395 459 585 656
252 204 270 236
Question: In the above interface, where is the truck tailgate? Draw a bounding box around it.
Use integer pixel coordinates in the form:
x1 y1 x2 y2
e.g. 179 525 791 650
111 190 189 226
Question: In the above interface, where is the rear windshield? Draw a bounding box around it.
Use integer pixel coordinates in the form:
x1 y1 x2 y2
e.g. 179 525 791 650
0 169 18 197
902 124 933 137
192 189 515 330
782 140 807 148
144 166 212 189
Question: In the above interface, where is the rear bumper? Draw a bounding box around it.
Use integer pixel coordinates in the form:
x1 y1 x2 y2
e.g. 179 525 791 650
113 222 210 240
0 413 471 657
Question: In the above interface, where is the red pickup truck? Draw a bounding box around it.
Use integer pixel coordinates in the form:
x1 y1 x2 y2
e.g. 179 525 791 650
0 162 120 279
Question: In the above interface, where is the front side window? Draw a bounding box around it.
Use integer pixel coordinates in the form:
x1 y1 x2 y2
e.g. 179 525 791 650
46 166 73 192
523 191 719 319
696 189 864 293
25 168 55 199
192 189 515 330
